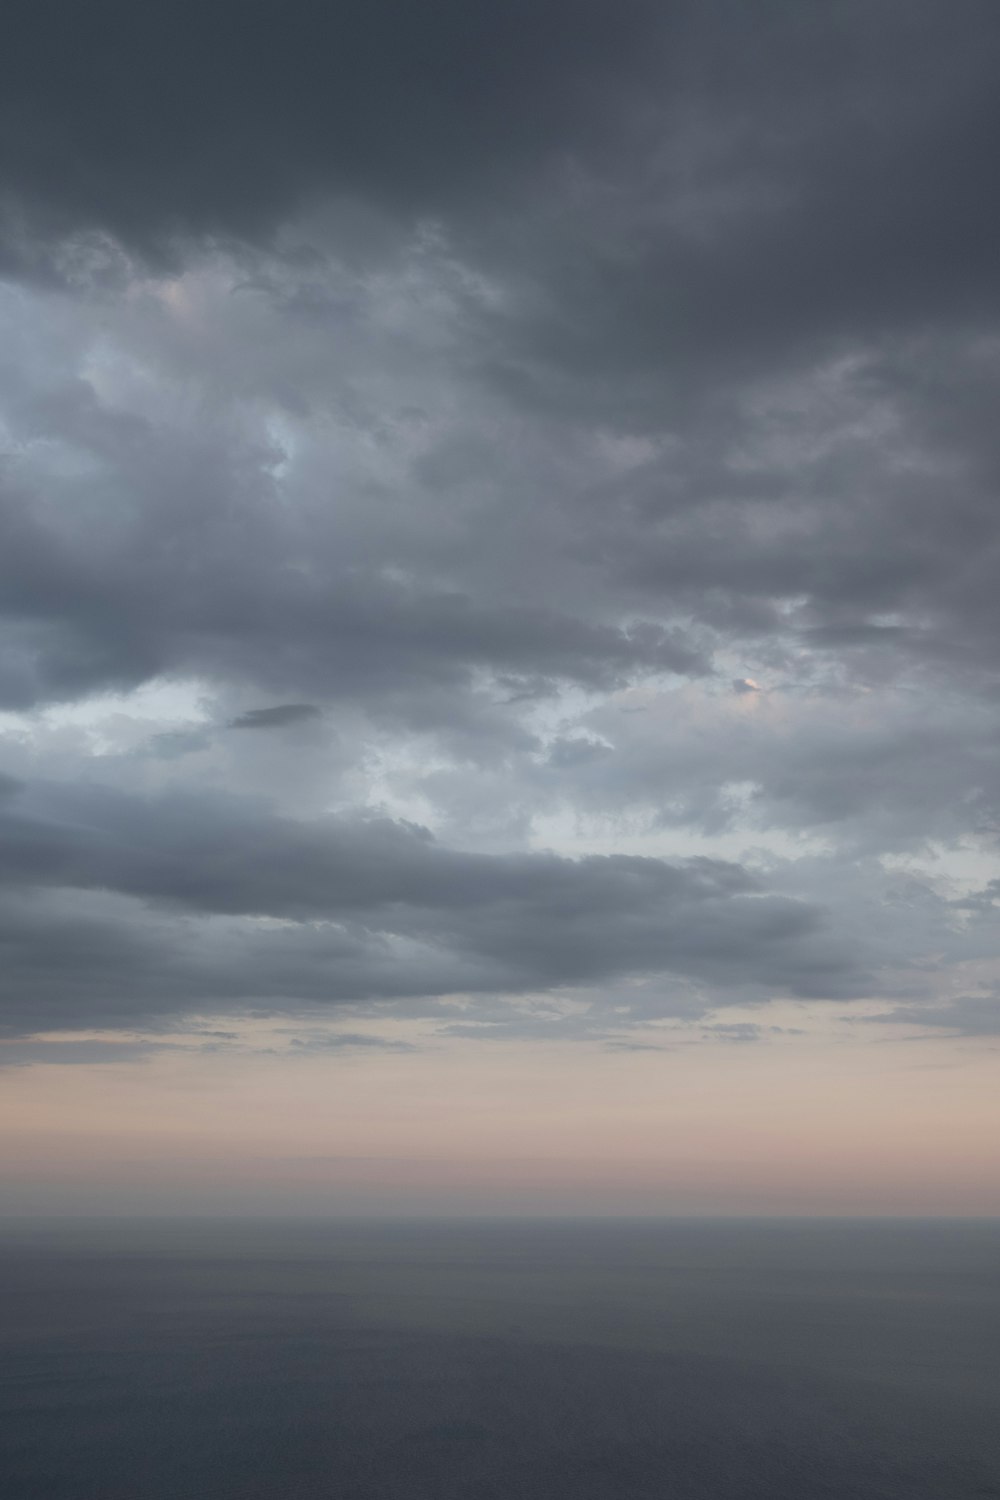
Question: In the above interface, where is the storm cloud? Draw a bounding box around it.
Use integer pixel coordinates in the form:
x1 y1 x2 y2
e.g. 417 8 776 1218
1 1 999 1044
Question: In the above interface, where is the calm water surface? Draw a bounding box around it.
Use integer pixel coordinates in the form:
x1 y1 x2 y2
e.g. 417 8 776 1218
1 1218 998 1498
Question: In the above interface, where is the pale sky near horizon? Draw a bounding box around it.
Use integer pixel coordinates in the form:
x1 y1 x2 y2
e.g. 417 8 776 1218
1 0 999 1215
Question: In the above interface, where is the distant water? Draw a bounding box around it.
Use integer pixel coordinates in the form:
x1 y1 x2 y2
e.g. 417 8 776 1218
1 1218 998 1499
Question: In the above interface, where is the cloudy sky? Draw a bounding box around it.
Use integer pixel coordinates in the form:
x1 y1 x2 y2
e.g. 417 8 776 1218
1 0 999 1215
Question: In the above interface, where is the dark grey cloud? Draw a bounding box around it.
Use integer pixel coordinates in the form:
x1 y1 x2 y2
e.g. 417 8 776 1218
2 1 1000 1050
0 1037 175 1068
872 993 1000 1037
527 691 1000 854
4 0 999 371
228 704 321 730
473 3 1000 402
288 1032 417 1054
700 1024 763 1044
0 440 706 715
0 776 872 1038
0 0 663 274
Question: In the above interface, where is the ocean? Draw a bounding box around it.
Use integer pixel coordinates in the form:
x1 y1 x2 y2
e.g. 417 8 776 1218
1 1218 998 1498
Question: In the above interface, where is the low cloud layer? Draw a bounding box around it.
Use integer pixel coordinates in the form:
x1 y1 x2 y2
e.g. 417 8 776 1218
0 774 876 1037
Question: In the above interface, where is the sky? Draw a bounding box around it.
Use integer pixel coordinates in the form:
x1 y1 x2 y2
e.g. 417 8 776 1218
1 0 999 1217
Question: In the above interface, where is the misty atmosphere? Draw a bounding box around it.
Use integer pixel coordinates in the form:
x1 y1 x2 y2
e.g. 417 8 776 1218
1 1 999 1495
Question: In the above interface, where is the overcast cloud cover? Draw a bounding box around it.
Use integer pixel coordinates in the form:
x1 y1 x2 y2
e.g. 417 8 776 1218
2 0 1000 1052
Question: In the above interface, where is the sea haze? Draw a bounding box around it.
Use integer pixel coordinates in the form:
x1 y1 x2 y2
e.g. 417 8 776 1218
1 1218 998 1499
